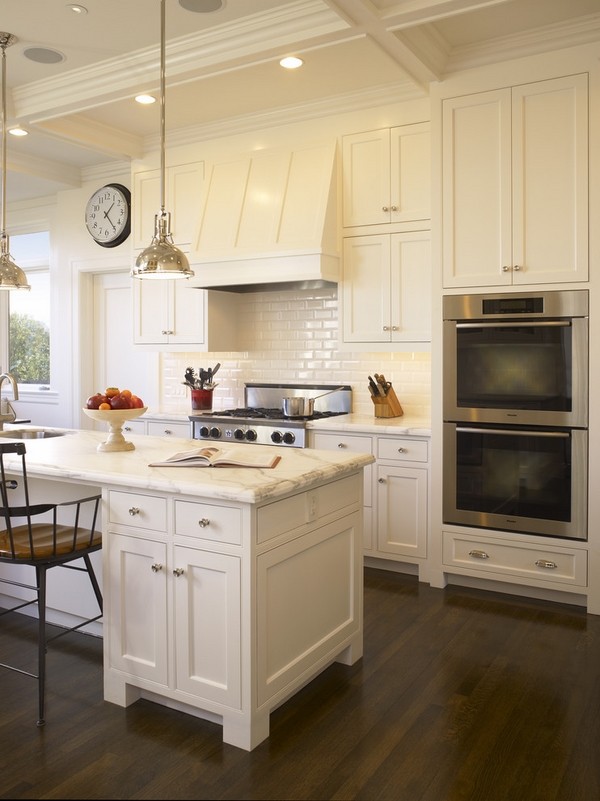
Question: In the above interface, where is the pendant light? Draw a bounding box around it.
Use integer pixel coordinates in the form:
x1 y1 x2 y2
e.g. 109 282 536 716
0 33 29 291
132 1 194 280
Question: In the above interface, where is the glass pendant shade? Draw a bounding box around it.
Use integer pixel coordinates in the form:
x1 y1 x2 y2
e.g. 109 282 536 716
132 1 194 281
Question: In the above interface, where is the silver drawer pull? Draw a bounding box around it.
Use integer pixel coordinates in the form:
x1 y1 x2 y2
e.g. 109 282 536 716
469 549 490 560
535 559 558 570
173 567 184 577
151 563 163 573
164 429 173 435
397 447 406 453
198 518 210 528
378 477 385 484
128 507 140 516
337 443 346 448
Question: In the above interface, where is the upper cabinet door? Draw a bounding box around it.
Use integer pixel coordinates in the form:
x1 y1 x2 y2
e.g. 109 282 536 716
442 74 588 288
342 123 430 228
133 162 205 250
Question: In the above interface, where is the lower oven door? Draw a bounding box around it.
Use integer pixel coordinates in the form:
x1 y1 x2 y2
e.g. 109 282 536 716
443 423 587 540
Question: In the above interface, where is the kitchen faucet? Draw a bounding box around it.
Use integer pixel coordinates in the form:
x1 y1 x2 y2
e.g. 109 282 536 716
0 373 18 430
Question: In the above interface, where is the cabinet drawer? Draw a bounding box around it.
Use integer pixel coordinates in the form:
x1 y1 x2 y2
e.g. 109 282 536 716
174 500 242 545
108 491 168 533
378 438 428 463
443 531 587 587
122 419 146 435
147 421 191 438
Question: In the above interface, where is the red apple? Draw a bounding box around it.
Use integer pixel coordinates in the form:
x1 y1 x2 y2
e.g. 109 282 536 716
130 394 144 409
86 393 107 410
110 393 132 410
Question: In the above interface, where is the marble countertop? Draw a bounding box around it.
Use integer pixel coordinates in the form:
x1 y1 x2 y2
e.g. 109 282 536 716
306 413 431 436
3 428 374 505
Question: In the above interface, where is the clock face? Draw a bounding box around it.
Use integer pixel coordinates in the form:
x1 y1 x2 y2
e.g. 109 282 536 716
85 183 131 248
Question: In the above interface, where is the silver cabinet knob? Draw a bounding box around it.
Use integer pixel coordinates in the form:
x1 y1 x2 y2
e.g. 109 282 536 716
378 477 385 483
502 265 510 272
163 429 173 435
337 443 346 448
391 205 398 211
535 559 557 569
198 518 210 527
173 567 184 577
383 325 390 331
382 206 389 212
151 563 163 573
128 507 140 516
513 264 521 271
397 447 406 453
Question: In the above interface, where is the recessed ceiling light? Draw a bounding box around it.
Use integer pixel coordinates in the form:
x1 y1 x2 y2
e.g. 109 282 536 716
135 94 157 105
66 4 88 13
8 127 28 137
23 47 65 65
280 56 303 70
179 0 224 12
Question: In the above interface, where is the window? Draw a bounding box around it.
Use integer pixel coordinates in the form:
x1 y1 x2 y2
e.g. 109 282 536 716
2 232 50 389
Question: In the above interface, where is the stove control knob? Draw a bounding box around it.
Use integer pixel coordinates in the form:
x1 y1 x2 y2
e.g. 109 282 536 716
199 426 210 438
233 428 245 440
210 427 222 439
271 431 283 444
246 429 257 442
283 432 296 445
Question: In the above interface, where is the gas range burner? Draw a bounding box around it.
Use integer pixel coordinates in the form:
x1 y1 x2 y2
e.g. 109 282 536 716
189 382 352 448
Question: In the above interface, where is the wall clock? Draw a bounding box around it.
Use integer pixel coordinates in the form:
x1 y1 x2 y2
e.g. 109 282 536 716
85 183 132 248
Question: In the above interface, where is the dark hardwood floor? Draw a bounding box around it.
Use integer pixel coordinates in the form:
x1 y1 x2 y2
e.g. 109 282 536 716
1 567 599 801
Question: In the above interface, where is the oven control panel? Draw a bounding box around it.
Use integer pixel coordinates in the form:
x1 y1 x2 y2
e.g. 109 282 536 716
191 420 306 448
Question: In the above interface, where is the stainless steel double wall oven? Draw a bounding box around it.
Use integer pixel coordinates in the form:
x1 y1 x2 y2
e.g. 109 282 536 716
443 290 589 540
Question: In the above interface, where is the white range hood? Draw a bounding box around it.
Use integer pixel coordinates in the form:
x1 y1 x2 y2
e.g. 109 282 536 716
187 141 339 292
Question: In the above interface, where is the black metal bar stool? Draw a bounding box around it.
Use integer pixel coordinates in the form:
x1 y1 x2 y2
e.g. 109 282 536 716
0 441 102 725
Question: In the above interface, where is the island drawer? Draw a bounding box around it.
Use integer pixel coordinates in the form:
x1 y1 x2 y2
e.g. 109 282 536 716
108 491 168 533
174 500 242 545
377 438 428 463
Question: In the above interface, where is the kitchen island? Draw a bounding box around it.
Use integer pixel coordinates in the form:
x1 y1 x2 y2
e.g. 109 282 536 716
1 428 373 750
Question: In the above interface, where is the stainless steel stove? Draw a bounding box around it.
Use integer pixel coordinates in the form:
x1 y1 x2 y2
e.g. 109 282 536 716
189 383 352 448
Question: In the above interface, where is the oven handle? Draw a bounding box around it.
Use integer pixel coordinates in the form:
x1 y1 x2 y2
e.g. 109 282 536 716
456 427 570 438
456 321 571 329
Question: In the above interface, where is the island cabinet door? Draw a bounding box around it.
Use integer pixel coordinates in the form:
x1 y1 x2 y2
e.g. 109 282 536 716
173 545 242 709
107 533 168 685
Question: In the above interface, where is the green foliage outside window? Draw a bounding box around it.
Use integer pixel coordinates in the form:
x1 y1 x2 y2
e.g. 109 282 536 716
9 313 50 385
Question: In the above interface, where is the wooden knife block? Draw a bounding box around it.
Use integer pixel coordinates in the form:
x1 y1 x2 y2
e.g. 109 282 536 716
371 385 404 418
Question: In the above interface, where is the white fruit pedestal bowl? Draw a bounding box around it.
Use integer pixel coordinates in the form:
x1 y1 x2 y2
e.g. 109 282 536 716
82 407 147 452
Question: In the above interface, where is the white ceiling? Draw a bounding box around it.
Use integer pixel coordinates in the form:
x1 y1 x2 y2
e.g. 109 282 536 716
2 0 599 202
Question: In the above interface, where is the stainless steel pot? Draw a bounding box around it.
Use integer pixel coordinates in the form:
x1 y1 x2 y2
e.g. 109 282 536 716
282 386 345 418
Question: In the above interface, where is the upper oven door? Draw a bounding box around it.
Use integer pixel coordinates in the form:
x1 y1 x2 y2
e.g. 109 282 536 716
443 316 588 427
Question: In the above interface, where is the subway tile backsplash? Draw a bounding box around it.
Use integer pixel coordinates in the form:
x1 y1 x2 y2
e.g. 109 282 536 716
161 287 431 418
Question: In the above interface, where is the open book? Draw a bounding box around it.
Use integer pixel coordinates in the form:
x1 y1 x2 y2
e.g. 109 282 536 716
149 446 281 469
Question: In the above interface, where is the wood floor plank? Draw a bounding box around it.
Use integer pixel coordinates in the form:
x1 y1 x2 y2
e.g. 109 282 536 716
1 568 600 800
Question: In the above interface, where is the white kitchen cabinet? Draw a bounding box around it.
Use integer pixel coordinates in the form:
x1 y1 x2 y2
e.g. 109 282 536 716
376 437 428 560
308 430 430 571
442 73 588 288
133 161 204 250
310 431 374 549
132 279 239 351
121 418 191 438
342 123 430 228
341 231 431 348
103 473 364 751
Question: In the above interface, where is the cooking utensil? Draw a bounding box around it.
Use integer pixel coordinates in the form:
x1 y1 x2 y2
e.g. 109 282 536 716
282 386 346 418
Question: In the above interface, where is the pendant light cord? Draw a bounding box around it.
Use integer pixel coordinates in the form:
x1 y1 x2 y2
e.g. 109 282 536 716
0 37 9 238
159 0 166 217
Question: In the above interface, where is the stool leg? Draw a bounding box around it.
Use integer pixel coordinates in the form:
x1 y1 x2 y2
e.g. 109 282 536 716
83 554 103 614
36 565 47 727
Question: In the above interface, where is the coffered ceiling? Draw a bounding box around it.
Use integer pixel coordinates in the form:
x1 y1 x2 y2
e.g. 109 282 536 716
3 0 599 202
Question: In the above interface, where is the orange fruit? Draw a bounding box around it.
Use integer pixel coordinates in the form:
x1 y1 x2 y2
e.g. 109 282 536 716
105 387 120 398
98 402 112 410
120 389 132 399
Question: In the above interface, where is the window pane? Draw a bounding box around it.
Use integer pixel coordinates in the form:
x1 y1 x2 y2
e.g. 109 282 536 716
8 233 50 386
